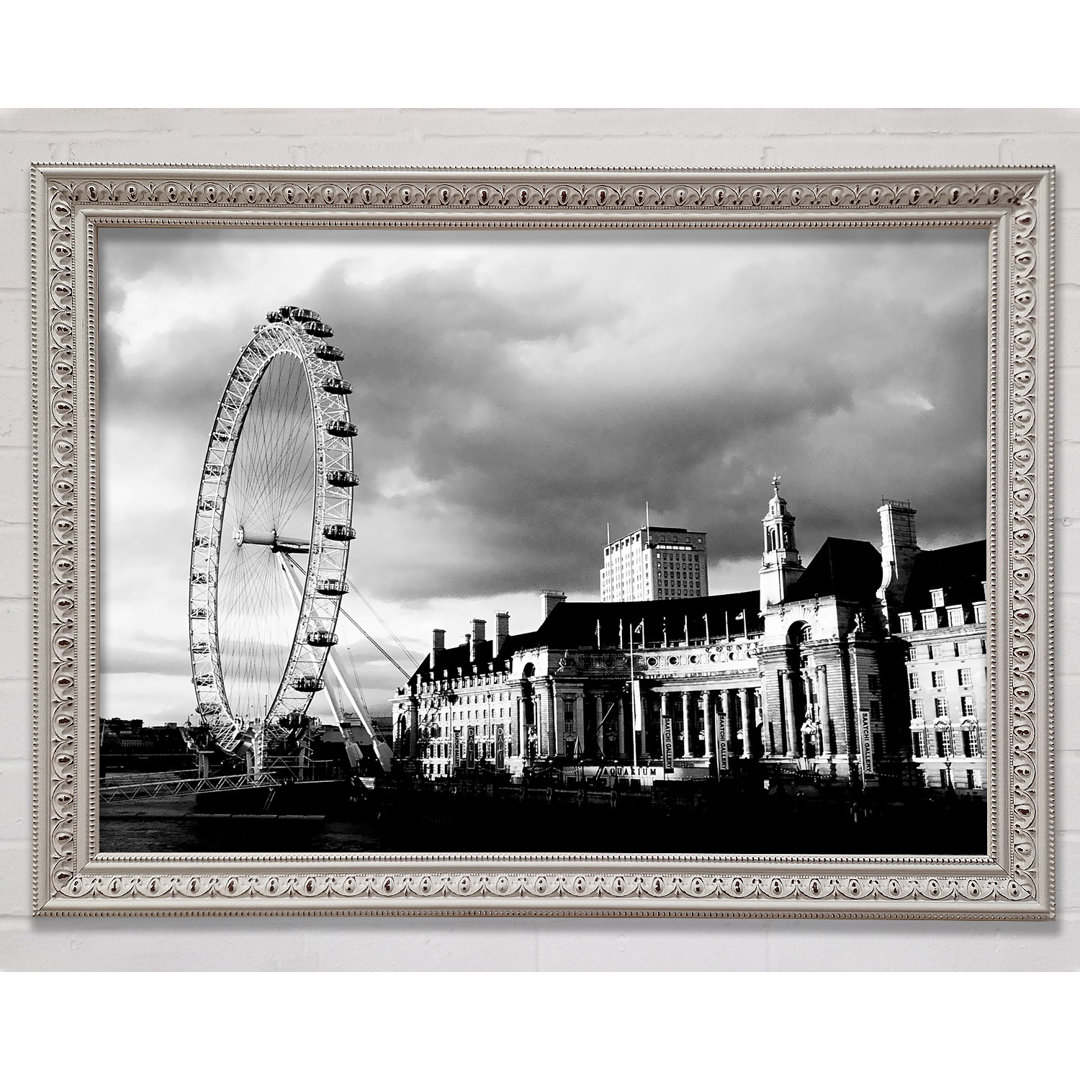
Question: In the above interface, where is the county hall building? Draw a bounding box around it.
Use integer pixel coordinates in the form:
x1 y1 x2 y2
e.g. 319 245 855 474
391 482 987 792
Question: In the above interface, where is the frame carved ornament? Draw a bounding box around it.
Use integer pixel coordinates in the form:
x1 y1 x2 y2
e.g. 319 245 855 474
31 165 1055 917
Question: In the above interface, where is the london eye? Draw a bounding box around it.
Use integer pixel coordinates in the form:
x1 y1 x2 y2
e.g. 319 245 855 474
187 306 362 768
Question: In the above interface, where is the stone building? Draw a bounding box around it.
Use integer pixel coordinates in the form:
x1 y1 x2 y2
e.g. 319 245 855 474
392 483 986 791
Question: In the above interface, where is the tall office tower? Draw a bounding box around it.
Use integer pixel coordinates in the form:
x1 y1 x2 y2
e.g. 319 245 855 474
600 525 708 602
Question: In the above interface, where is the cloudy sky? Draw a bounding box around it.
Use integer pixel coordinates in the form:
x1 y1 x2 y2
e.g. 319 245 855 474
98 224 988 725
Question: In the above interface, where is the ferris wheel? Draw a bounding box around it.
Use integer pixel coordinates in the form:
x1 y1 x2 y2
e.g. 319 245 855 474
187 306 362 761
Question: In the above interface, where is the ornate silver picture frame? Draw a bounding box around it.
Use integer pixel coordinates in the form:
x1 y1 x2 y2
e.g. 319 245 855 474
31 164 1054 917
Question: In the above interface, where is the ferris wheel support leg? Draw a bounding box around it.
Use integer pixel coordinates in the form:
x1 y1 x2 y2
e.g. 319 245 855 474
279 555 393 774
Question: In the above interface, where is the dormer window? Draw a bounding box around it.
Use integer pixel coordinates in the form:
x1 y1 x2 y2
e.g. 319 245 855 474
947 605 965 627
898 612 914 634
930 588 945 608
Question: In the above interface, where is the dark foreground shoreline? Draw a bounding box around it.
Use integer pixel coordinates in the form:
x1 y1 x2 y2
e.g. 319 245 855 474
99 775 987 857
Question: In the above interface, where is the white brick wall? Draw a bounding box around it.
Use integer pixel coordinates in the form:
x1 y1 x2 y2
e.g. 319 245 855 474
1 108 1076 970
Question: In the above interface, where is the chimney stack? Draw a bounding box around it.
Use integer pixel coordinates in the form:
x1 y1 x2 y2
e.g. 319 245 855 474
431 629 445 668
877 499 919 613
470 619 486 664
495 611 510 652
540 590 567 621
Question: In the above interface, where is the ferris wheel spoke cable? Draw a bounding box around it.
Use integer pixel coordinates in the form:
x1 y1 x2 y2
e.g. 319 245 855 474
281 553 410 680
344 577 421 669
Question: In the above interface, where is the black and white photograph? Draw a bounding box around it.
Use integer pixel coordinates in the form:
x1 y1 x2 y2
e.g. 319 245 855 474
96 222 990 857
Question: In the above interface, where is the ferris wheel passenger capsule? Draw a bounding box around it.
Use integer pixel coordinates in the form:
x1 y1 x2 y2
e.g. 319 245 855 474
317 578 349 596
327 469 359 488
314 343 344 362
306 629 339 647
300 319 333 338
326 419 358 438
323 523 356 541
292 675 325 693
321 377 352 395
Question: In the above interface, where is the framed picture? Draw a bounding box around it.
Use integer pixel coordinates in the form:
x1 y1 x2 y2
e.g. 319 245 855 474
31 165 1054 917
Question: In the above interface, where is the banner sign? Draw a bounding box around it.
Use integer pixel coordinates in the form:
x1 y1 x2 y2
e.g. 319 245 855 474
661 715 674 770
859 708 876 777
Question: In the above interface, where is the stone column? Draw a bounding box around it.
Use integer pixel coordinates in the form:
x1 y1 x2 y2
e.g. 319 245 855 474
594 694 605 759
573 693 585 758
755 689 766 755
740 687 753 759
782 671 798 757
616 695 626 758
548 679 559 756
660 690 670 762
681 690 691 758
536 690 547 757
760 682 774 756
703 689 714 762
816 666 833 755
728 689 740 757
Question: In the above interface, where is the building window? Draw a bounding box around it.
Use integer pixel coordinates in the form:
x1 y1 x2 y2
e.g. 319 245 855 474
912 731 926 757
959 668 973 688
930 588 945 608
974 602 986 624
966 770 976 789
961 728 975 757
911 700 924 720
899 613 914 633
961 696 976 718
935 698 948 719
947 605 965 627
908 672 920 690
868 674 879 693
921 609 940 629
931 670 945 689
869 701 881 722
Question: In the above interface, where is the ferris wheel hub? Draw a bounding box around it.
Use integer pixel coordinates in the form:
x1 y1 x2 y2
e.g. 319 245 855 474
233 524 311 554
